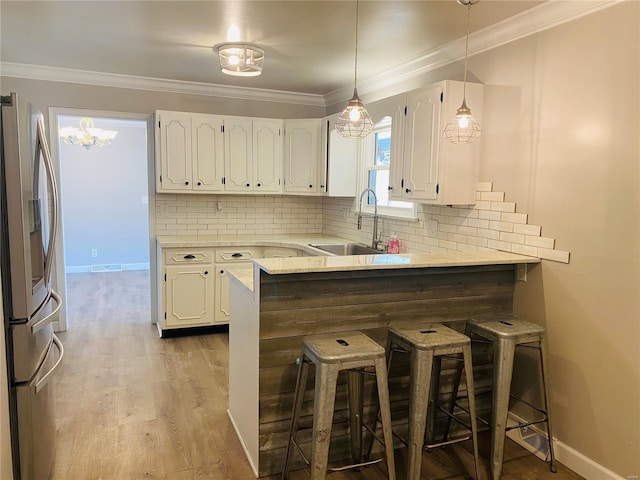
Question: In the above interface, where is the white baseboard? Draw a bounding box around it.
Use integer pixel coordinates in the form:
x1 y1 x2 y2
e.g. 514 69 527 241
66 263 150 273
506 412 626 480
227 409 259 478
554 440 627 480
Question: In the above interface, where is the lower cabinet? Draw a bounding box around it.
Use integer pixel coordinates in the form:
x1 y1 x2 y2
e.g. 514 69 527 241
164 265 214 327
159 244 306 334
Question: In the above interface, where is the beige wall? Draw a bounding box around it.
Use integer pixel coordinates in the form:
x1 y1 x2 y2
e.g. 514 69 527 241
1 2 638 477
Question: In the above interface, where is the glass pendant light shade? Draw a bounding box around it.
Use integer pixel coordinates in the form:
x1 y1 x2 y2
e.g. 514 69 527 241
445 0 481 144
336 88 374 138
444 99 481 143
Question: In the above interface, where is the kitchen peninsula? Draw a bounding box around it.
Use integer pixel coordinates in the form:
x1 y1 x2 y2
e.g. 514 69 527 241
226 249 540 477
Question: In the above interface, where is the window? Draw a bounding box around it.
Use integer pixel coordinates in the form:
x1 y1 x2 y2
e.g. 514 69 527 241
360 116 416 218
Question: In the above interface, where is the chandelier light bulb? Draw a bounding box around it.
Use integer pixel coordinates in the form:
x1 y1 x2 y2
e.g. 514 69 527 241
457 115 470 129
349 107 361 122
58 117 118 150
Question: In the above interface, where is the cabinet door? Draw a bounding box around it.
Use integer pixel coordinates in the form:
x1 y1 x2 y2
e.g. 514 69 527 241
322 116 357 197
402 86 442 201
192 115 224 191
224 118 253 191
165 265 214 327
215 263 253 324
388 102 406 201
283 120 320 193
158 112 192 191
253 120 282 192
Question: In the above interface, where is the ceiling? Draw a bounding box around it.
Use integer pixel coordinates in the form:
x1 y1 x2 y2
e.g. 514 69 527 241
1 1 544 97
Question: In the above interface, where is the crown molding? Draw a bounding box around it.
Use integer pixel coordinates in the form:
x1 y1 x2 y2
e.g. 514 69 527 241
0 62 326 107
1 0 623 109
325 0 624 107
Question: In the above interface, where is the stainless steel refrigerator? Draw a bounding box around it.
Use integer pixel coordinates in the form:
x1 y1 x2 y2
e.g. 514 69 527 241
1 93 64 480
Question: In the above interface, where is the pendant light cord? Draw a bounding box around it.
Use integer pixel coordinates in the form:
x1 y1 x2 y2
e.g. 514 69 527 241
354 0 360 89
462 1 471 101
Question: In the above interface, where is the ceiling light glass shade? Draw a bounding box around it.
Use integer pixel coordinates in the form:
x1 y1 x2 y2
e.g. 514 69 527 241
336 88 374 139
444 99 481 143
59 117 118 150
216 43 265 77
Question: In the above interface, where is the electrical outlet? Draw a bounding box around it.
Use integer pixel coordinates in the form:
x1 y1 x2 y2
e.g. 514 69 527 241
91 249 98 258
516 263 527 282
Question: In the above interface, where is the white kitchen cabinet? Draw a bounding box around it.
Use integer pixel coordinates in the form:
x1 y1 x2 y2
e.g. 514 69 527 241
164 264 214 328
389 80 483 205
283 119 321 194
225 118 282 192
319 115 358 197
156 111 224 193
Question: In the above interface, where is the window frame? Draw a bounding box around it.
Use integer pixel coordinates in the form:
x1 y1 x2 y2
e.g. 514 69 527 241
357 117 417 220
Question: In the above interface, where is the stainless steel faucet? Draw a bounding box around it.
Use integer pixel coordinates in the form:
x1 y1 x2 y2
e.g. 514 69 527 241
357 188 382 250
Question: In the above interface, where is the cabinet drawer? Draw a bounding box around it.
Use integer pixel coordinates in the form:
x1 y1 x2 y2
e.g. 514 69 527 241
215 247 262 263
164 249 214 265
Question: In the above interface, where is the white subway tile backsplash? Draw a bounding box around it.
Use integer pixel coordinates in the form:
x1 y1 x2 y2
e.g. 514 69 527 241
538 248 570 263
525 236 555 249
501 212 528 224
477 228 500 240
480 191 505 202
487 239 512 252
467 218 490 229
513 223 542 236
511 244 539 257
490 202 516 213
474 200 492 210
500 231 525 244
489 221 514 233
477 182 493 192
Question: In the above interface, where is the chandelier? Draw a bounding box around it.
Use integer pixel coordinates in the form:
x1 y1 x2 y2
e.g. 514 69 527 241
216 43 265 77
59 118 118 150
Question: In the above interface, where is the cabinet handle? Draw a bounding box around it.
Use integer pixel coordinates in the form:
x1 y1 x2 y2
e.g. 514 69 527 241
246 183 250 187
257 183 261 187
231 253 243 258
197 181 202 186
309 184 313 188
405 188 411 193
183 254 196 259
185 181 189 185
388 186 393 190
220 269 224 274
204 271 208 275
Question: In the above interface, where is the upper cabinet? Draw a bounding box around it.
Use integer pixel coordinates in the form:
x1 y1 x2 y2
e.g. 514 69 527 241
319 115 358 197
389 80 483 205
157 111 282 194
157 111 224 193
283 119 321 194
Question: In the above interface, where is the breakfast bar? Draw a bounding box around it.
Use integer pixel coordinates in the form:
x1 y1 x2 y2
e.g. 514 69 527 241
227 251 540 477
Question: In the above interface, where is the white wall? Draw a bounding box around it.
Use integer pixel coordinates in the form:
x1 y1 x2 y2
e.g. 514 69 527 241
59 115 150 271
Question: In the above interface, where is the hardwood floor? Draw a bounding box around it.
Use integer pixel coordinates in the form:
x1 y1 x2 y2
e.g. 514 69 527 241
52 271 583 480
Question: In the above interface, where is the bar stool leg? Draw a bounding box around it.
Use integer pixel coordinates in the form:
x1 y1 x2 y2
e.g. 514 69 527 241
282 359 310 480
407 349 433 480
425 357 442 445
539 335 558 473
462 343 481 480
347 370 365 464
374 356 396 480
310 363 339 480
491 338 515 480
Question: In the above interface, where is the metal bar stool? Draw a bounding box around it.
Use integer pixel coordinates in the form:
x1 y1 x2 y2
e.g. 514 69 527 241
282 331 396 480
385 324 481 480
449 316 557 480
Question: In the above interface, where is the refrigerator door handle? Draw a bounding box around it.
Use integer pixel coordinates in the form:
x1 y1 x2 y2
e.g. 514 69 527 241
30 290 61 335
36 117 59 289
31 333 64 394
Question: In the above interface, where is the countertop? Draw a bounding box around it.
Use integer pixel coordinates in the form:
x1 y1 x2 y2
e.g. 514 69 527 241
156 234 350 252
254 250 540 275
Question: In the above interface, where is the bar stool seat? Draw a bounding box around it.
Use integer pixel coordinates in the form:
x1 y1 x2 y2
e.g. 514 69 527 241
386 324 481 480
460 316 557 480
282 331 396 480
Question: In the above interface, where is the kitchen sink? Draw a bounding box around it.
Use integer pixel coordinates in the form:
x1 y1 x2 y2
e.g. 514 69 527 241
309 243 383 256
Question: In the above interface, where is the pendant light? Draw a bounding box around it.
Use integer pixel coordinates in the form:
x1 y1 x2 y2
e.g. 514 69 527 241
335 0 373 139
444 0 481 144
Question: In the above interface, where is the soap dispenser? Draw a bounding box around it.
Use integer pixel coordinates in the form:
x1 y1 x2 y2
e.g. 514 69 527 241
387 233 400 254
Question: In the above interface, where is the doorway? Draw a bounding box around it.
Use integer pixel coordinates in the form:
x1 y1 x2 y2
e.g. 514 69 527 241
49 109 156 331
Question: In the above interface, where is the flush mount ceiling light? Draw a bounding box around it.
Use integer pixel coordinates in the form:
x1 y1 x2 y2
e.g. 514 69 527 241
216 43 265 77
444 0 482 144
335 0 373 139
58 117 117 150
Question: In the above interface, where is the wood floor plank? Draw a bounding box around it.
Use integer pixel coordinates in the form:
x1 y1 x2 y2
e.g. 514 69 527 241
51 271 584 480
